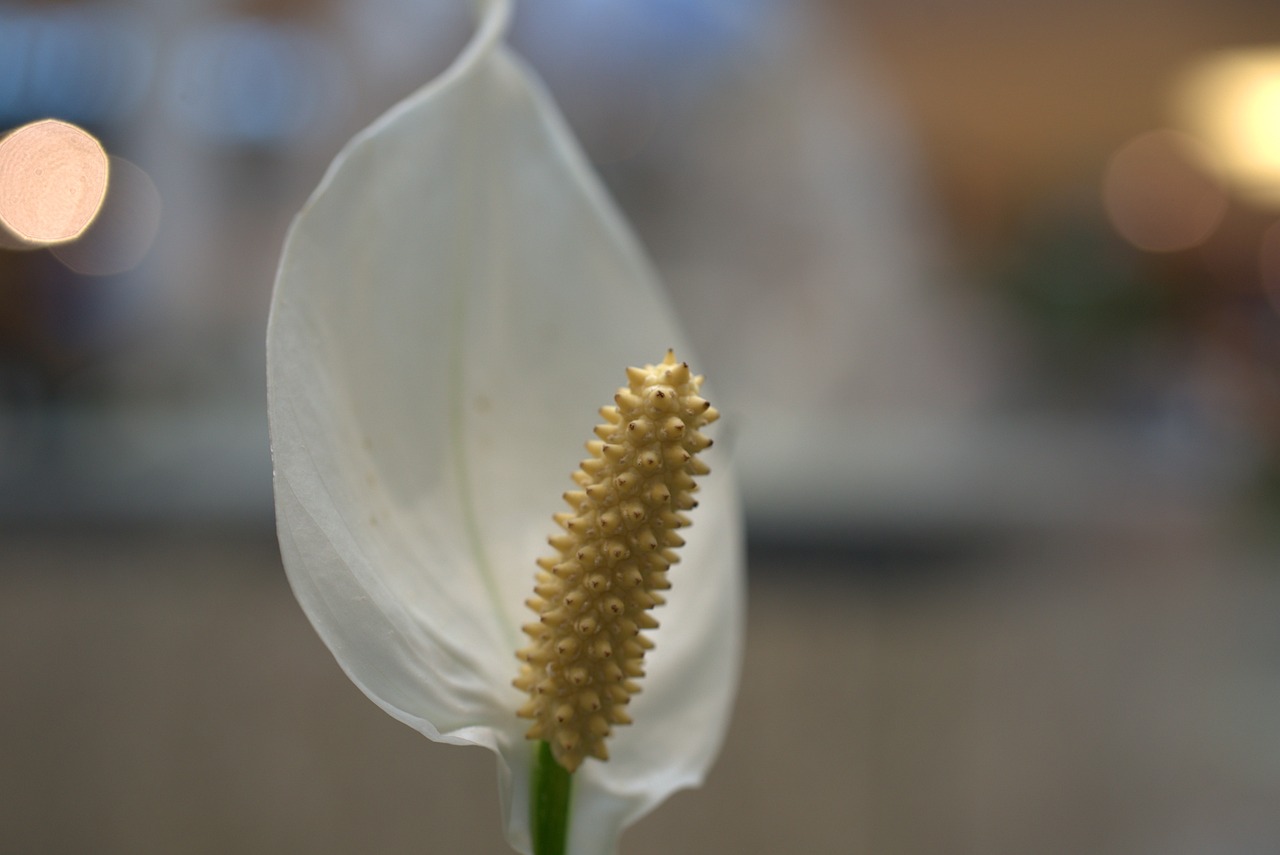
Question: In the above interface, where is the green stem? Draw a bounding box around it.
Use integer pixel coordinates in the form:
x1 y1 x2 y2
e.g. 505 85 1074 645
530 740 573 855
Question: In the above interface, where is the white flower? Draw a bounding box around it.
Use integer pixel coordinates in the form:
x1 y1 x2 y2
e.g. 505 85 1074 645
265 2 745 853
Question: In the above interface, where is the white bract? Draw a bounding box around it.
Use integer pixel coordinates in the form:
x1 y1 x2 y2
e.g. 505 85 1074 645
266 2 745 853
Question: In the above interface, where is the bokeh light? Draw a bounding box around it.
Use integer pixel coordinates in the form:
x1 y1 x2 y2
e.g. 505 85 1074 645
1102 129 1228 253
4 5 1280 855
1178 48 1280 207
50 155 161 277
0 118 108 248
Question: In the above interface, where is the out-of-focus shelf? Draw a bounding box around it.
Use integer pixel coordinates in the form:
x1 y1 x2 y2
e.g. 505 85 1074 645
0 401 274 527
0 403 1247 539
736 410 1246 539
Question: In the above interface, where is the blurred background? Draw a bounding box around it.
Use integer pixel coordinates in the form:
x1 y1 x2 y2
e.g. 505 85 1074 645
3 0 1280 852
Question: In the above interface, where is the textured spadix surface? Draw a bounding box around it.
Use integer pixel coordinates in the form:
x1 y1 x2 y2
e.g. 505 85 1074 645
516 352 719 773
266 1 744 853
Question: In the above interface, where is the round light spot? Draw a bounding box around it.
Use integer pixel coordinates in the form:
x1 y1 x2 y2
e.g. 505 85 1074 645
0 119 109 247
51 155 161 276
1102 129 1228 253
1177 49 1280 207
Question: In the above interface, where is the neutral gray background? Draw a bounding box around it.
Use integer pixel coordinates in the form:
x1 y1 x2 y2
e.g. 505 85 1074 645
4 526 1277 855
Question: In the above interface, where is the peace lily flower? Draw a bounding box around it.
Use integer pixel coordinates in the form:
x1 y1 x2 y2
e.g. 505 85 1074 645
265 1 745 853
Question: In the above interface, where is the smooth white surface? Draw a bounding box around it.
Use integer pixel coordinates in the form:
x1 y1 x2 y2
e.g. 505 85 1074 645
266 2 745 852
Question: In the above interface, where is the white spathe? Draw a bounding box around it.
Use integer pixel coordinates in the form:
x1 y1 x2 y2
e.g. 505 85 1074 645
266 2 745 854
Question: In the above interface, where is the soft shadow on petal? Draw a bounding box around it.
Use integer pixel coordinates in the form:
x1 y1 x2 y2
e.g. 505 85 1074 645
268 1 744 852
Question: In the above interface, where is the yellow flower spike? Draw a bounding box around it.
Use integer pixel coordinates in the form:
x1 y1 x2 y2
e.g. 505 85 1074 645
515 351 717 773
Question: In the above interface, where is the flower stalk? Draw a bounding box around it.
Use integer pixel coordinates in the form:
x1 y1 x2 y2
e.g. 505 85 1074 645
531 740 573 855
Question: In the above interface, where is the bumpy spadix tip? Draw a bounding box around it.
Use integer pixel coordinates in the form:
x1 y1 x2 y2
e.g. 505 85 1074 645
514 351 717 772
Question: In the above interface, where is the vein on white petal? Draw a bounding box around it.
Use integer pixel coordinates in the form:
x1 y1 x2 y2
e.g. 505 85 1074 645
448 0 521 655
270 0 523 691
446 43 517 652
272 364 502 734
